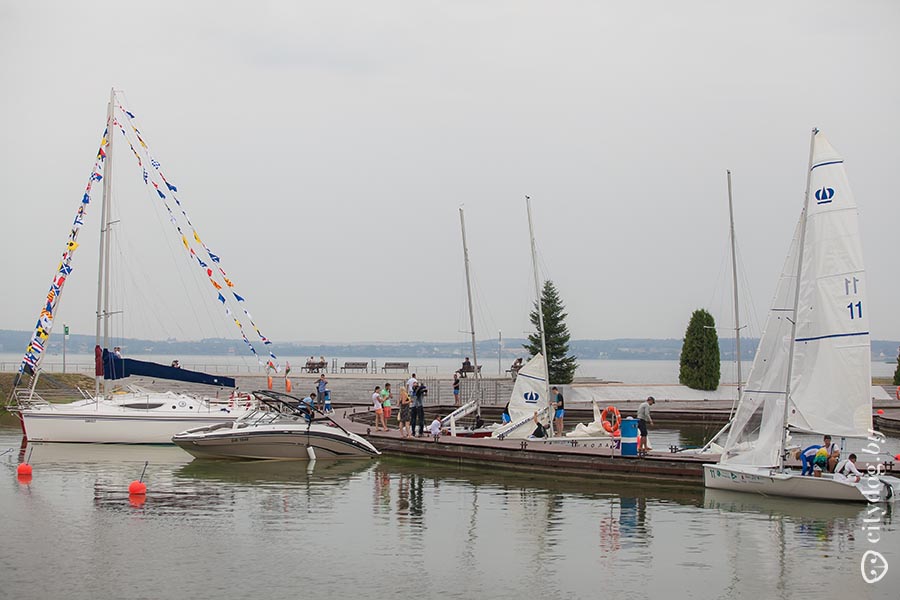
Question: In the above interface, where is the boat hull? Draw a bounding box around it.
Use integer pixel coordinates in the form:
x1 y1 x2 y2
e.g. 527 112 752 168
704 463 898 503
18 394 254 444
173 427 380 460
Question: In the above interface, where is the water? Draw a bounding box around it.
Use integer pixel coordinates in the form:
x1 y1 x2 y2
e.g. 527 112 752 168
2 353 896 383
1 427 897 598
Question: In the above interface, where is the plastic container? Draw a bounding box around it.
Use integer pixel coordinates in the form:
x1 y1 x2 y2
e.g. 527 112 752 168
620 417 638 457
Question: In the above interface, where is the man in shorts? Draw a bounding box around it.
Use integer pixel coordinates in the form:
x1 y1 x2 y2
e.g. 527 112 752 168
637 396 655 455
552 386 565 435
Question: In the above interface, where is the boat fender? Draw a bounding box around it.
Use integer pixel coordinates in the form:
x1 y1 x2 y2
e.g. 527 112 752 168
600 406 621 436
880 479 894 500
896 386 899 401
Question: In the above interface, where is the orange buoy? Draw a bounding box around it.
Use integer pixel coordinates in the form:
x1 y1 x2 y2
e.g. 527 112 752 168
129 494 146 507
17 463 32 476
17 474 32 485
267 375 273 390
876 409 885 415
128 480 147 495
285 378 292 393
895 453 900 461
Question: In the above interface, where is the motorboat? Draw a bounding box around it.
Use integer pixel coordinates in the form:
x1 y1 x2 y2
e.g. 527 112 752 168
172 390 380 460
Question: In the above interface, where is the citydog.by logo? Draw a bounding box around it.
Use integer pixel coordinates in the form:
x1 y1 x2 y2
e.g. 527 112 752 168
859 429 891 584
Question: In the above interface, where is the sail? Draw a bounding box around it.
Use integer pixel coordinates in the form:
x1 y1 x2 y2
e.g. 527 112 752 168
722 131 872 466
492 353 549 439
722 218 801 466
787 132 872 436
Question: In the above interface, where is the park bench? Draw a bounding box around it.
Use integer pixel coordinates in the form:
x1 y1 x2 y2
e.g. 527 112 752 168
456 364 482 377
340 361 369 373
301 361 327 373
382 362 410 373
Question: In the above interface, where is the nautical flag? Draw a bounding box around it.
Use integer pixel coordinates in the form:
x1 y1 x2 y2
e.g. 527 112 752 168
151 159 159 168
67 240 78 251
217 293 226 304
165 181 177 192
233 292 245 302
208 252 220 263
125 110 136 118
91 172 102 181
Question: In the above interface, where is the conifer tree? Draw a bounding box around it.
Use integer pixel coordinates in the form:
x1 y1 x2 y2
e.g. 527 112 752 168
679 308 720 391
893 346 900 386
523 280 577 384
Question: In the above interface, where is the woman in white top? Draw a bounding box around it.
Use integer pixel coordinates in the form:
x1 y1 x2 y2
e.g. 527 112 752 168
372 386 387 431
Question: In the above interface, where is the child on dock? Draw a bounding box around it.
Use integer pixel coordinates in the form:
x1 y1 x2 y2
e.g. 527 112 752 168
430 416 442 441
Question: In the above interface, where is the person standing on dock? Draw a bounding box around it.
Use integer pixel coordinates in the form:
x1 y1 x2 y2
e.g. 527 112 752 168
411 382 427 437
399 385 411 438
452 373 461 407
552 386 565 435
637 396 655 455
381 383 394 423
406 373 418 397
316 373 328 402
372 386 387 432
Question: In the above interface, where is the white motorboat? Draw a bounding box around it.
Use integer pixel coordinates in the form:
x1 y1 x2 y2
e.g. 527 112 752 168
173 390 380 460
704 130 898 503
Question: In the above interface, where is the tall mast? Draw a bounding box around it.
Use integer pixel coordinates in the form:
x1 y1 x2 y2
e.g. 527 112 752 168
779 128 817 471
94 88 116 395
458 207 482 416
727 170 742 418
526 196 551 434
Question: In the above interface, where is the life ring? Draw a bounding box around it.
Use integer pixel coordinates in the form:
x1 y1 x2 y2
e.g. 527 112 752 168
600 406 621 436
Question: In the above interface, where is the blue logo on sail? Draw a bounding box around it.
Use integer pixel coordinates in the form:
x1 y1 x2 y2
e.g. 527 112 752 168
815 186 834 204
523 391 539 404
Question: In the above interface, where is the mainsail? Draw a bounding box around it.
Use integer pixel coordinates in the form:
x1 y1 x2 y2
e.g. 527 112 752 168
722 131 872 466
492 353 550 439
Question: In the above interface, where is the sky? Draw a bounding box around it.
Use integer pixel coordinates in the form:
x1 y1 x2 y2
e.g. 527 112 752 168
2 1 899 349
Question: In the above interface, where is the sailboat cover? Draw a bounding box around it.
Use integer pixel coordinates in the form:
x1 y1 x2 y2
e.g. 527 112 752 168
723 131 872 467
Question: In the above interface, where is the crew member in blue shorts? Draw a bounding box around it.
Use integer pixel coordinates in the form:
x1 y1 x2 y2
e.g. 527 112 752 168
552 386 565 435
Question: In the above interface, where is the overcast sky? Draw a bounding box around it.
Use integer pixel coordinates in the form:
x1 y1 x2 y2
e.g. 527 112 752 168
2 1 899 350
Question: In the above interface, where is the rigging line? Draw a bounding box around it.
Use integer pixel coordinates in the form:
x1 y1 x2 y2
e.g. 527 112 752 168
112 101 277 368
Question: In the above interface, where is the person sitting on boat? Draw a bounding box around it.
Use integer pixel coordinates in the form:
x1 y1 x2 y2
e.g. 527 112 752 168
821 435 841 472
501 402 511 424
799 444 822 476
834 453 864 484
530 411 548 439
114 346 123 358
300 392 317 420
171 359 181 369
509 357 523 380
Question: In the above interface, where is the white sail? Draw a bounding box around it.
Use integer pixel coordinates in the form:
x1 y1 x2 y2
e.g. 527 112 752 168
722 131 872 467
788 133 871 437
492 353 549 439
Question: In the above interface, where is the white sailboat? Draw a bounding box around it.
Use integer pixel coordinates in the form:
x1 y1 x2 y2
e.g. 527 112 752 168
8 89 272 444
704 130 898 502
491 197 553 440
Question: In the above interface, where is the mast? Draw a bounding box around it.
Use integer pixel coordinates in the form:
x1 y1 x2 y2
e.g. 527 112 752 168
458 207 482 416
778 128 818 471
526 196 551 435
94 88 116 396
727 170 742 418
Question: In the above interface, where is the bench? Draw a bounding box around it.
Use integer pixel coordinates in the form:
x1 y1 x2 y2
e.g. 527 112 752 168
382 362 410 373
301 361 327 373
340 361 369 373
456 364 482 377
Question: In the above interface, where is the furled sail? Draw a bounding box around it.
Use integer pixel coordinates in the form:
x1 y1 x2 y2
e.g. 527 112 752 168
102 349 235 388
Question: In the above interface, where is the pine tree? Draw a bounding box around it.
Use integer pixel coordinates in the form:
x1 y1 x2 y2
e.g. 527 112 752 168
523 280 577 384
679 308 721 391
893 346 900 386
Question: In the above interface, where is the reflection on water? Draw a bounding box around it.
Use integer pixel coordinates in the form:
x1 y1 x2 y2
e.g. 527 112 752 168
2 427 898 598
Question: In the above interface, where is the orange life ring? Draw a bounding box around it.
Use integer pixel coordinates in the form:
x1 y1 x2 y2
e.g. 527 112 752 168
600 406 621 436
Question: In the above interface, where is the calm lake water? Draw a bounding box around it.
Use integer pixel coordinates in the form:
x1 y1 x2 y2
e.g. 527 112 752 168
1 427 897 599
3 354 897 383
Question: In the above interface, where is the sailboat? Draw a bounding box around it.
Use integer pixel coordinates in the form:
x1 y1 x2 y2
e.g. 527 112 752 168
703 129 898 502
7 89 274 444
491 197 553 440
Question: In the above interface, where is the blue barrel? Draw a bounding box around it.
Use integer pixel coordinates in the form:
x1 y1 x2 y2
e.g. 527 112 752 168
620 417 638 456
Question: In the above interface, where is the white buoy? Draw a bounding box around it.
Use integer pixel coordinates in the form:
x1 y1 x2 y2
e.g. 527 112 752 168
306 446 317 460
